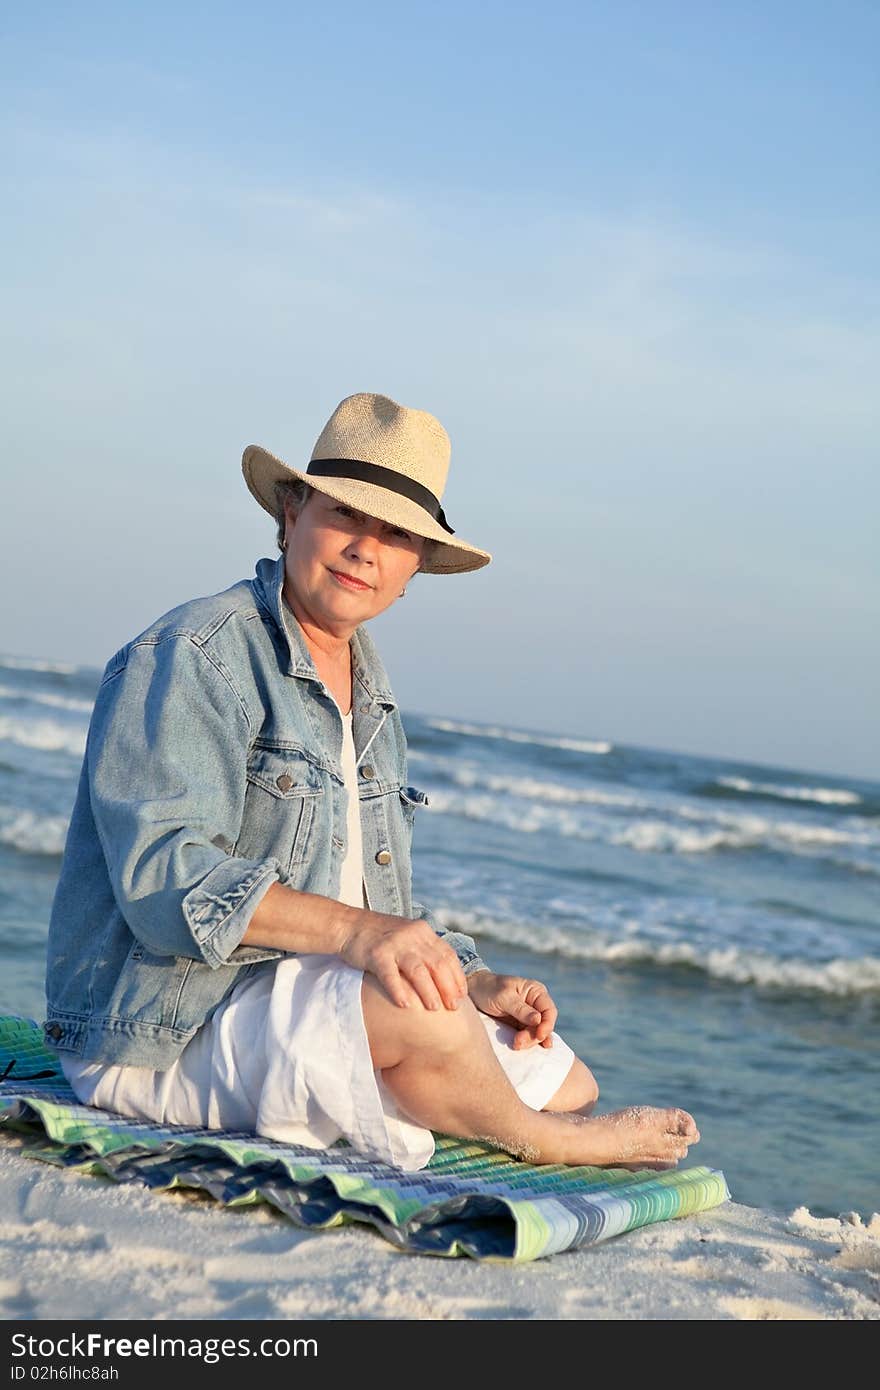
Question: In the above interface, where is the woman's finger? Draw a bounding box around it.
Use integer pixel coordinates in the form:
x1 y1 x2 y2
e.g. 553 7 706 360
402 928 467 1005
533 999 558 1041
522 983 556 1028
523 981 551 1009
375 961 421 1010
403 958 446 1011
437 947 468 1001
507 998 543 1027
400 940 465 1011
538 1006 557 1041
431 954 467 1010
372 924 462 1011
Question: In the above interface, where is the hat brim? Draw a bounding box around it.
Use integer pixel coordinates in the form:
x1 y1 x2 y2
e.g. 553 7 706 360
242 445 492 575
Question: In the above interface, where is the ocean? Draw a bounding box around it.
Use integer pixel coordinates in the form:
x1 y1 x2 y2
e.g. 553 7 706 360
1 652 878 1219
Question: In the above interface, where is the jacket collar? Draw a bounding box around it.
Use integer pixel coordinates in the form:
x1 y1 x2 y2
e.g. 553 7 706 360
251 554 398 709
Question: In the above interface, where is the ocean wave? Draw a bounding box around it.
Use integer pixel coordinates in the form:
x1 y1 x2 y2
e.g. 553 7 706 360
845 858 880 876
426 789 588 839
0 806 69 856
0 714 87 758
0 655 78 675
425 718 611 755
415 759 878 847
666 804 878 852
0 683 94 714
433 907 880 997
716 775 861 807
450 766 640 808
424 787 880 864
426 788 742 850
611 819 758 853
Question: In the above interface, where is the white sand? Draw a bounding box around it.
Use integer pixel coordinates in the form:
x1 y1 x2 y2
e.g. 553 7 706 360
1 1131 878 1321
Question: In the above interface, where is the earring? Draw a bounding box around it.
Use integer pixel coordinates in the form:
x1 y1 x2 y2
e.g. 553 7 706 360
399 587 407 597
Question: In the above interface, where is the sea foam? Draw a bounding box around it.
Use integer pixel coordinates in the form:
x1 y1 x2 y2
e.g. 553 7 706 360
423 783 880 865
426 718 611 755
0 806 70 856
717 775 861 807
0 715 87 758
0 655 78 675
432 906 880 997
450 766 640 808
0 683 94 714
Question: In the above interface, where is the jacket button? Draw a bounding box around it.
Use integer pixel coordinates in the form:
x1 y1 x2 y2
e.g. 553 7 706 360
276 773 294 792
375 849 392 865
46 1023 63 1041
361 764 375 779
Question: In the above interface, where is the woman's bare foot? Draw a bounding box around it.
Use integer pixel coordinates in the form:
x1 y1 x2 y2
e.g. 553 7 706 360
548 1105 701 1168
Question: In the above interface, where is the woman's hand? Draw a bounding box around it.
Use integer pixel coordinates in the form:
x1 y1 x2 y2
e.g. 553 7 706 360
337 910 468 1012
466 970 558 1050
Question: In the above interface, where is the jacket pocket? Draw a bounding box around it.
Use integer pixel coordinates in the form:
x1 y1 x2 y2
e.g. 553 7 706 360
398 784 429 835
239 744 324 876
108 940 197 1030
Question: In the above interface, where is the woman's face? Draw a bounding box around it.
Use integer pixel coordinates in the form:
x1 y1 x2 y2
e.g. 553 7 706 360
283 490 426 637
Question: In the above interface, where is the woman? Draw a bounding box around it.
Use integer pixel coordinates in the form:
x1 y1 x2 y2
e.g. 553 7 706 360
44 392 700 1170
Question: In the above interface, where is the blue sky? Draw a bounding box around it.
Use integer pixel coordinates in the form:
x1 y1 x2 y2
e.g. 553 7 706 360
1 2 877 778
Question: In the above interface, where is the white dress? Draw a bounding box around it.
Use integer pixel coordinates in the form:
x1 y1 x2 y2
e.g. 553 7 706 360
61 703 575 1170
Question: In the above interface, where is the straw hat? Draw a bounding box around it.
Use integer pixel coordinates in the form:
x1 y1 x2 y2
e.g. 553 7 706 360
242 393 491 575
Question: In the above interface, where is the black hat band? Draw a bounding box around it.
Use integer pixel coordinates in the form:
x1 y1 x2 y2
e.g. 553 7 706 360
306 458 455 535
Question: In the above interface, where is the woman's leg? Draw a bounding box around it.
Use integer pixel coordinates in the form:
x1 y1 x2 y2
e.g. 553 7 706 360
361 977 698 1167
542 1056 600 1116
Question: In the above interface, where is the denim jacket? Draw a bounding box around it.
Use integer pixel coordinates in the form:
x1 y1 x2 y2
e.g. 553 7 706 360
44 553 486 1067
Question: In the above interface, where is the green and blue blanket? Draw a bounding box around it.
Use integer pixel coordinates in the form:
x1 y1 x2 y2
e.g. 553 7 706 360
0 1015 729 1262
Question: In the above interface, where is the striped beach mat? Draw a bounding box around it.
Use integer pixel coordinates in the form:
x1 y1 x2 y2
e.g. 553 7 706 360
0 1015 729 1262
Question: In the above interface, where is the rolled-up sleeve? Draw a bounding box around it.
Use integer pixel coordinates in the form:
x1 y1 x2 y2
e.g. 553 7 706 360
87 634 283 967
412 899 488 977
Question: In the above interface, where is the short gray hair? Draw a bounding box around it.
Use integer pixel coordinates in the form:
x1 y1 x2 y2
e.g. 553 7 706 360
273 476 440 572
273 478 313 552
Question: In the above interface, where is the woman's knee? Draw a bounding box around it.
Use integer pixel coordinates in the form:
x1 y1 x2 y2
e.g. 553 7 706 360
361 974 478 1071
542 1057 599 1114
